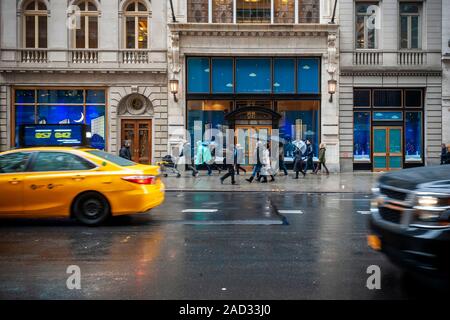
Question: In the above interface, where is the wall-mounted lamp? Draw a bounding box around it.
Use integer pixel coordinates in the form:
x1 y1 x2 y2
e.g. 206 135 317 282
328 79 337 103
169 79 179 102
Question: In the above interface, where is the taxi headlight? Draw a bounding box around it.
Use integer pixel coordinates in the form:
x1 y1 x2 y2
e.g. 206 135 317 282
417 196 439 207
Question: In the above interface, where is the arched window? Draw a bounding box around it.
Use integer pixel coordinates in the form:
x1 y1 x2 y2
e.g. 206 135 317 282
73 1 99 48
124 0 149 49
23 0 47 48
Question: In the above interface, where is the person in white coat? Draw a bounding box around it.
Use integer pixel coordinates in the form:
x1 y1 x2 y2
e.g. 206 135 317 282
260 142 275 183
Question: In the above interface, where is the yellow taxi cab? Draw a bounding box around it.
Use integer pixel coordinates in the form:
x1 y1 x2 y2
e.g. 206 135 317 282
0 147 165 225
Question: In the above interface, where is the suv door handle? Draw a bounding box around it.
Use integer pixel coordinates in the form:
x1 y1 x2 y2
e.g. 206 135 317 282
8 178 22 185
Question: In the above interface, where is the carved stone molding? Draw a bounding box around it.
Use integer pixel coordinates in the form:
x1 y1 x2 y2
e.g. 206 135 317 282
118 93 154 116
168 23 338 38
169 31 181 74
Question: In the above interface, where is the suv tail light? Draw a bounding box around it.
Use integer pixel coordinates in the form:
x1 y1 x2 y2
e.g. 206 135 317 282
122 175 157 185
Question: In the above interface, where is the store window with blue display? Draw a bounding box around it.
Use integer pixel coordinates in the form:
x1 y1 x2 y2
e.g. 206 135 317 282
14 89 106 150
236 58 272 93
353 112 371 162
277 101 320 160
405 112 422 162
187 100 232 149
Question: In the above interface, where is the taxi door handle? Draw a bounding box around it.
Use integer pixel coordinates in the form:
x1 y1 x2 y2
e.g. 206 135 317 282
72 175 85 181
8 178 22 185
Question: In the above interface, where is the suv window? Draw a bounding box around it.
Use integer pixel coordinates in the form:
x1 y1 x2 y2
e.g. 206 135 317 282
0 152 31 173
31 152 96 172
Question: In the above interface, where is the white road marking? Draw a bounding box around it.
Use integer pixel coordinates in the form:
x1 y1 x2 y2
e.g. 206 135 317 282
182 209 218 213
278 210 303 214
329 199 369 201
357 211 371 215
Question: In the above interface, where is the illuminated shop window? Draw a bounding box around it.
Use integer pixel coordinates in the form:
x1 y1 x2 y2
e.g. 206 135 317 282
405 112 422 162
353 111 371 162
13 89 106 150
277 100 320 158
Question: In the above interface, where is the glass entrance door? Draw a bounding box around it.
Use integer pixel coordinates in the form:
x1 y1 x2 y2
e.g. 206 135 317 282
373 126 403 171
121 119 152 164
235 125 271 166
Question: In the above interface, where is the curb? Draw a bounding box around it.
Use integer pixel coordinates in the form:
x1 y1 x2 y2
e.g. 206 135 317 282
165 189 371 194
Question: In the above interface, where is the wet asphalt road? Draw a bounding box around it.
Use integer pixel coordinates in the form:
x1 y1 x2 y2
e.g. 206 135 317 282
0 191 441 299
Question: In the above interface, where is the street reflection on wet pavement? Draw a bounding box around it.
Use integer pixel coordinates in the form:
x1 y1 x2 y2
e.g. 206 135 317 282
0 192 443 299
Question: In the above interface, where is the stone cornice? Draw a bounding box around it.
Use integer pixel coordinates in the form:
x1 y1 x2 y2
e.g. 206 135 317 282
168 23 338 38
340 69 441 77
0 68 167 74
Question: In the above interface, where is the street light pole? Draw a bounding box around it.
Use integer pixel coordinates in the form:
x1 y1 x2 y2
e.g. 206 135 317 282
330 0 338 24
169 0 177 23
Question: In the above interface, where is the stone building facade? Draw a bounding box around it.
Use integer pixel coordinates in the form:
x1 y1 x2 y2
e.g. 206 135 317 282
339 0 443 171
168 0 341 171
442 0 450 145
0 0 169 163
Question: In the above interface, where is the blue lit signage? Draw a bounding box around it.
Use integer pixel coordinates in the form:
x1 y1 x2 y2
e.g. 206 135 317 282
20 124 88 147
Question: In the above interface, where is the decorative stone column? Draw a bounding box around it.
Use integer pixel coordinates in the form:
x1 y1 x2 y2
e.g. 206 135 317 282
321 31 340 172
167 30 185 156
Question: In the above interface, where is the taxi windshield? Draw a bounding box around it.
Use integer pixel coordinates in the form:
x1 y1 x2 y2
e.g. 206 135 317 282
87 150 136 167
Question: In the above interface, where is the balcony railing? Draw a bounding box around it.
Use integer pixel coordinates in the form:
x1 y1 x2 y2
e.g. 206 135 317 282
20 49 48 63
353 50 382 65
341 49 440 68
397 51 426 65
121 50 149 64
0 48 165 69
71 49 98 64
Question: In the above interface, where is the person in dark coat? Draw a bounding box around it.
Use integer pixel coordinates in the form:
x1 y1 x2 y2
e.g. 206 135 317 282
314 143 330 175
441 143 448 165
293 146 306 179
304 139 314 173
220 145 237 185
279 142 288 175
208 136 222 174
119 141 132 160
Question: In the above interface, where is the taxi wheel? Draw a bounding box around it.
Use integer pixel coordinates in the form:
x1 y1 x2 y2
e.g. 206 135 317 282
73 192 110 226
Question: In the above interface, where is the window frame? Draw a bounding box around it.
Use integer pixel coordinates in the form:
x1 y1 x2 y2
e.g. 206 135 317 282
22 0 48 49
353 111 372 163
399 2 422 50
372 89 403 108
123 0 150 49
11 87 108 151
404 110 423 163
72 0 99 49
186 56 321 96
352 88 425 169
354 2 379 49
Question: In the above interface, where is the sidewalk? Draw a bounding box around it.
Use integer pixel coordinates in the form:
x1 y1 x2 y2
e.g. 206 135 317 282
162 171 381 193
